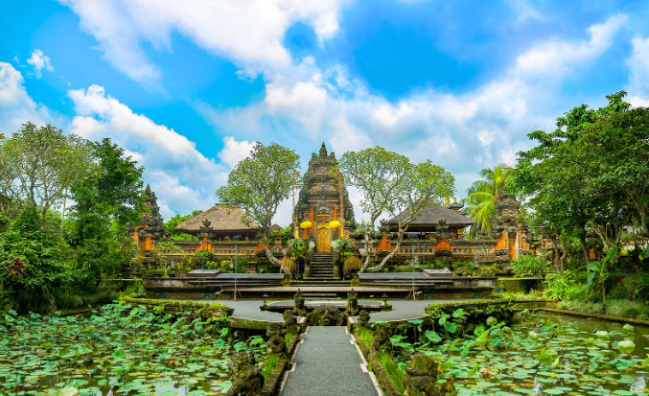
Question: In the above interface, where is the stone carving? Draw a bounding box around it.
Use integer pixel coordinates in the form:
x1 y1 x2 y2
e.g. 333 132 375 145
371 323 393 353
434 249 452 257
403 354 441 396
198 219 214 239
226 352 264 396
283 310 299 335
266 323 287 356
347 289 359 316
357 310 370 328
294 289 306 316
494 248 509 256
306 305 345 326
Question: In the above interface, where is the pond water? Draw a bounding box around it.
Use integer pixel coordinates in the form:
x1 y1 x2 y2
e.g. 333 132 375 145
410 311 649 396
0 303 266 396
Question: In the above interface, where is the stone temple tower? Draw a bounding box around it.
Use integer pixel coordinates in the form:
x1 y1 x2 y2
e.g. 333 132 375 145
296 142 356 252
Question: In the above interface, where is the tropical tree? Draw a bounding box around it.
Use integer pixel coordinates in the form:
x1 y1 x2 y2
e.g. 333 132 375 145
216 142 300 267
464 164 512 232
512 91 645 269
0 205 75 312
165 210 203 240
0 123 92 222
338 147 455 272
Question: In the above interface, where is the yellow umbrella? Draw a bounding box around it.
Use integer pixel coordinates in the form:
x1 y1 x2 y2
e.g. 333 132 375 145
299 221 312 228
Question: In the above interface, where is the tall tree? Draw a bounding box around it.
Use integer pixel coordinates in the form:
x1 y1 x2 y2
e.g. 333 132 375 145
512 91 645 268
68 138 144 286
464 164 512 232
0 123 92 222
165 210 203 240
217 142 300 266
338 147 455 272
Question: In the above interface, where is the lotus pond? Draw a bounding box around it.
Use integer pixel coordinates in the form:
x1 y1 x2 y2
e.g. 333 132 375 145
0 302 269 396
386 310 649 395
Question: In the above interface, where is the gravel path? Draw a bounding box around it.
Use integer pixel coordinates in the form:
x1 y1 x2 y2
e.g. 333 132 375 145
282 327 378 396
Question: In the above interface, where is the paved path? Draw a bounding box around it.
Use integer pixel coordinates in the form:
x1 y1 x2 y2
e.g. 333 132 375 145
209 300 286 322
282 327 378 396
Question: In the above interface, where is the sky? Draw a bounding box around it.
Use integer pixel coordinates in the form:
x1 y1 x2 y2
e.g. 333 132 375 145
2 0 649 224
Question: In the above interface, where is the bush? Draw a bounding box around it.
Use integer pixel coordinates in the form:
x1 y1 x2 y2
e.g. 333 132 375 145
511 255 546 277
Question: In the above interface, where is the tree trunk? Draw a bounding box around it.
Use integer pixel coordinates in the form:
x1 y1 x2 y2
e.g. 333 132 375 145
363 241 402 272
263 243 281 267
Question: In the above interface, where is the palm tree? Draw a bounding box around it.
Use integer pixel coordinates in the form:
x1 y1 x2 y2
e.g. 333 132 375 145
464 164 512 232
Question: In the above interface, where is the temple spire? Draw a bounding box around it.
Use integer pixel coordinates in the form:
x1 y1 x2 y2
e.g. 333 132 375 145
319 142 328 157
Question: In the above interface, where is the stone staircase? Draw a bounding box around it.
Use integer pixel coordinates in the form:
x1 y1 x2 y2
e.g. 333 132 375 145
308 253 336 280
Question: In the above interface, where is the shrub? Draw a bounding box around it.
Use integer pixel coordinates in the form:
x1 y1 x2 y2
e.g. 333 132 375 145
511 255 546 277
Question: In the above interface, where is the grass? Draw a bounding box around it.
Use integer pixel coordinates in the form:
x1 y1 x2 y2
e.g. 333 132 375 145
356 327 374 348
375 350 406 394
557 299 649 320
493 291 548 301
262 353 281 385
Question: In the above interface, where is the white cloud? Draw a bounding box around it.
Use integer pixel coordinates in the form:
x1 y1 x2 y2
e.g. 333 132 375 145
67 85 228 219
201 15 624 206
0 62 52 134
477 130 494 145
513 14 627 80
218 136 254 169
506 0 543 23
59 0 345 83
627 35 649 103
26 50 54 78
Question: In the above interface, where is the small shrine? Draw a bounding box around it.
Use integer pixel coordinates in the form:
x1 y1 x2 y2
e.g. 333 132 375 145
131 185 166 254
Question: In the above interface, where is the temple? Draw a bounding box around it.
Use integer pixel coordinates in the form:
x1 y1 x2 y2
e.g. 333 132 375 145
133 142 538 284
295 142 357 252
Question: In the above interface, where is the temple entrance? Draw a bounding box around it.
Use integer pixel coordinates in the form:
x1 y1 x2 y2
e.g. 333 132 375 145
508 233 516 259
317 215 331 252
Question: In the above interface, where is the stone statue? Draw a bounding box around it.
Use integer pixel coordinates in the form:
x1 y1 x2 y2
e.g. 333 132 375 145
266 322 287 356
357 310 370 328
403 354 441 396
306 305 345 326
226 352 264 396
347 289 360 316
371 323 393 354
283 310 299 335
294 289 306 316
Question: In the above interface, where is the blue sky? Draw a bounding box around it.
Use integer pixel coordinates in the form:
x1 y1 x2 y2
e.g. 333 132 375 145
2 0 649 223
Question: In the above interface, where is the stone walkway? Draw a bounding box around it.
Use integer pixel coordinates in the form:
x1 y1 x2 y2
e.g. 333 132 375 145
219 300 286 322
282 327 378 396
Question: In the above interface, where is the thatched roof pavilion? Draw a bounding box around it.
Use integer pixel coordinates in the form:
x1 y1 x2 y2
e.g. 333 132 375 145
387 204 476 238
175 204 259 240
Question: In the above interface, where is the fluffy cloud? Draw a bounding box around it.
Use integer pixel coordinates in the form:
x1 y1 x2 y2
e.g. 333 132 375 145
218 136 254 169
512 14 627 80
201 15 626 201
68 85 228 218
59 0 345 83
26 50 55 78
0 62 51 133
627 35 649 104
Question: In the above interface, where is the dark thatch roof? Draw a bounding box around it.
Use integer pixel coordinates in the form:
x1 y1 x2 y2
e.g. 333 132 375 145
175 204 258 233
387 205 477 227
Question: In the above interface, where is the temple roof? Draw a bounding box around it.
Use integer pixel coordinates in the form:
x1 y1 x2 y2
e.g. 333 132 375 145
387 205 477 227
175 204 258 234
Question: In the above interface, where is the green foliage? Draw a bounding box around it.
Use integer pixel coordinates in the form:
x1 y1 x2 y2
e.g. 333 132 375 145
0 301 252 394
544 270 580 301
0 205 75 312
165 210 203 240
217 142 299 267
464 164 513 231
262 353 281 385
511 255 547 277
338 146 455 272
